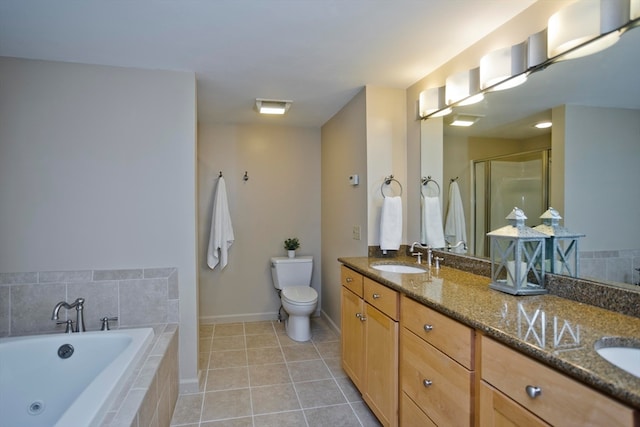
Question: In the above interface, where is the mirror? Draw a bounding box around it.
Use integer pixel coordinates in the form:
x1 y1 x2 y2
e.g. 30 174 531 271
421 24 640 290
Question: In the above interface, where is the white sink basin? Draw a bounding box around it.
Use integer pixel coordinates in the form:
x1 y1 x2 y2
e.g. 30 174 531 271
595 343 640 378
371 264 427 274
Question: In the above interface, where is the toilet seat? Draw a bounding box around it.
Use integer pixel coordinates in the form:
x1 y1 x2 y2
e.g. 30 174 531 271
282 287 318 305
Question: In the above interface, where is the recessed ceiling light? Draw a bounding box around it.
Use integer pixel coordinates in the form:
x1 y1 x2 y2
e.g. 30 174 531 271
255 98 292 115
534 121 552 129
449 115 482 127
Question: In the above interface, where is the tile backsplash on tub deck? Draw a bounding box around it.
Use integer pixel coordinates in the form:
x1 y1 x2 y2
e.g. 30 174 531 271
0 267 179 337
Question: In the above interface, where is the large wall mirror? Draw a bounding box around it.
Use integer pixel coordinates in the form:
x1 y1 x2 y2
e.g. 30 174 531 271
421 23 640 290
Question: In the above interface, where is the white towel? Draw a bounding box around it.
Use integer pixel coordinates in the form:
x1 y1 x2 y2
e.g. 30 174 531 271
207 176 235 270
421 195 446 248
380 196 402 251
445 181 467 253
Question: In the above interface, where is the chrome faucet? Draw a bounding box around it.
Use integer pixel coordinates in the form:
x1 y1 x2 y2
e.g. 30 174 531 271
52 298 86 333
446 240 467 252
410 242 432 267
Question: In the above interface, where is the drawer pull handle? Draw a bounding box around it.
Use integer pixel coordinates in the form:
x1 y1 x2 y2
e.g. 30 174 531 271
346 277 353 283
525 385 542 399
372 293 380 299
423 379 433 387
423 324 434 332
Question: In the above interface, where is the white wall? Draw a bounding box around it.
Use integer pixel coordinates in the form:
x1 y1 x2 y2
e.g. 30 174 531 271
0 57 199 390
198 123 321 322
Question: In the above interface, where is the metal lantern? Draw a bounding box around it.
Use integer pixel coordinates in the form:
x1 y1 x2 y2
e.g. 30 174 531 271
533 207 585 277
487 207 548 295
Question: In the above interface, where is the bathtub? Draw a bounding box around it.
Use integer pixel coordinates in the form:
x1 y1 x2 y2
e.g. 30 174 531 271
0 327 154 427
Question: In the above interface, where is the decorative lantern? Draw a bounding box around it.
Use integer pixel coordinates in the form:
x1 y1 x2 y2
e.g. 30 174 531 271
533 208 585 277
487 207 548 295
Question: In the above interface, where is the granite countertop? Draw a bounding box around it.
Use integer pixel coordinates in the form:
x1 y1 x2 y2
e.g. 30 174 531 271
338 256 640 410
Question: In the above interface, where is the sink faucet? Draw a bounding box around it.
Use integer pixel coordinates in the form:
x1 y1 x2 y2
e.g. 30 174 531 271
52 297 86 333
410 242 432 267
446 240 467 252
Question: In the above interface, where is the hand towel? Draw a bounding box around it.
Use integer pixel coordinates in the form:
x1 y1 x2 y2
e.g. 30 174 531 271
421 194 446 248
445 181 467 253
207 176 235 270
380 196 402 251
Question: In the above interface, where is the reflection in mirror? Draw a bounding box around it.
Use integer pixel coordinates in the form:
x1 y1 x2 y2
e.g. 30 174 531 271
421 24 640 290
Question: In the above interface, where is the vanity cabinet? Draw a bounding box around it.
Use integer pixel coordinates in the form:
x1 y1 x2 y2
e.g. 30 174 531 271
399 295 475 426
340 266 399 427
480 335 638 427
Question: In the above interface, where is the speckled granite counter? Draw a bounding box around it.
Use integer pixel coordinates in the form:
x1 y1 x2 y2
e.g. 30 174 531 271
339 256 640 410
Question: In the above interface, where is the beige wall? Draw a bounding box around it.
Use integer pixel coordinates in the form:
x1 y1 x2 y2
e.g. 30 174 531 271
0 57 199 390
198 123 321 322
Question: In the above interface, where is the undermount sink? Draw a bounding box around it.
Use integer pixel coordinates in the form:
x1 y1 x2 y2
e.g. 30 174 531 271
371 264 427 274
595 338 640 378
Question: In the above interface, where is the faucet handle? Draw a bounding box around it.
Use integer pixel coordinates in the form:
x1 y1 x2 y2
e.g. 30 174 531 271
57 319 75 334
100 316 118 331
434 256 444 269
412 252 423 264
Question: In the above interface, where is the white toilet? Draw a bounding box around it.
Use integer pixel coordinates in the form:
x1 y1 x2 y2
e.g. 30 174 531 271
271 256 317 342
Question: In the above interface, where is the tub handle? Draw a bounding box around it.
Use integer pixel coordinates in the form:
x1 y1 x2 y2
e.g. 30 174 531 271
100 316 119 331
56 319 74 334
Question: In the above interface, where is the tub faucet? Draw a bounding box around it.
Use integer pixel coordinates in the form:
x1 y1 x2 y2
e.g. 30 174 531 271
52 298 86 333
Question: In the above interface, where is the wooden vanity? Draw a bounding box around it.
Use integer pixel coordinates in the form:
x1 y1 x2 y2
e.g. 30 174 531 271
339 258 640 427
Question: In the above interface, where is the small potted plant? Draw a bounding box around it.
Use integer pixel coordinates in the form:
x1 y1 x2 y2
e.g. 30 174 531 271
284 237 300 258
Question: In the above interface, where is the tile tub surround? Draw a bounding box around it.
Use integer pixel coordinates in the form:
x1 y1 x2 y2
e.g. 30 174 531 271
170 318 381 427
0 267 179 336
102 324 179 427
340 256 640 410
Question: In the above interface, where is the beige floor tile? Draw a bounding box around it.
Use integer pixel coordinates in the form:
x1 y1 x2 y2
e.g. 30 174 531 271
199 338 213 353
170 393 203 425
295 379 347 408
281 343 320 362
249 363 291 387
247 347 284 365
201 388 252 421
206 366 249 391
287 359 332 382
212 335 246 351
311 328 339 343
199 352 211 371
245 333 278 349
244 321 275 335
351 401 383 426
304 404 362 427
214 323 244 337
253 410 307 427
323 358 347 378
251 384 301 415
276 332 308 346
315 341 340 359
200 324 214 337
200 417 253 427
335 377 363 402
209 350 247 369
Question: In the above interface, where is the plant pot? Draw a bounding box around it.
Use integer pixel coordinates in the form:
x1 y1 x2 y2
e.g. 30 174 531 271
288 250 296 258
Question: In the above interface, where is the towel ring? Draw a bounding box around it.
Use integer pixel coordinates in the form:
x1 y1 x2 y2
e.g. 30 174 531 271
381 175 403 198
421 176 440 197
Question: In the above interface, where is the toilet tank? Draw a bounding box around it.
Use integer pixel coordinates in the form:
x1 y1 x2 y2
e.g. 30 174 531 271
271 256 313 290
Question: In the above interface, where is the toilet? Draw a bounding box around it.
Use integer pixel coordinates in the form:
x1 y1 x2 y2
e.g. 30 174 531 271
271 256 317 342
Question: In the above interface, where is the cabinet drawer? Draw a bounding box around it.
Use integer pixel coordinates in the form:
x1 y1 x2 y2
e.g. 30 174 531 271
400 392 437 427
400 328 473 427
341 265 363 297
364 277 399 320
481 336 637 427
401 295 474 369
479 380 550 427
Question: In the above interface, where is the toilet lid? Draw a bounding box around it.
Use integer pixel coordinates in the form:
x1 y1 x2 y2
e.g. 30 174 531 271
282 287 318 304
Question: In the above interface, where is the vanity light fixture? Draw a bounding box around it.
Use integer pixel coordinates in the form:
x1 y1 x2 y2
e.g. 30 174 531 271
445 68 484 106
419 87 452 118
255 98 292 115
480 42 528 91
547 0 629 60
534 121 552 129
632 0 640 19
450 115 481 127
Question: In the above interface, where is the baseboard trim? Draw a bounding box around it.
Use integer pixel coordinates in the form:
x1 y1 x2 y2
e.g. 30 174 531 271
320 309 340 335
199 312 279 324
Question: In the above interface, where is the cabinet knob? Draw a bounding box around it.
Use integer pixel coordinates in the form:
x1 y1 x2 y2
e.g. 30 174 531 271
525 385 542 399
355 313 362 319
423 324 434 332
372 293 380 299
346 277 353 283
359 315 367 322
423 379 433 387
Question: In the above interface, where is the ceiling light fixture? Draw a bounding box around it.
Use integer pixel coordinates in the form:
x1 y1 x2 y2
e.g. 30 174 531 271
445 68 484 106
480 42 528 91
450 115 481 127
534 121 552 129
255 98 292 115
419 87 452 118
547 0 628 60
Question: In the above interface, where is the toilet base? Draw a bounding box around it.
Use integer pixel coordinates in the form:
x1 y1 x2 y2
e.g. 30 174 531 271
285 314 311 342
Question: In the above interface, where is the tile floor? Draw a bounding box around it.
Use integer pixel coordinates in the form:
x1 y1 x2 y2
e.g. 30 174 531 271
170 318 382 427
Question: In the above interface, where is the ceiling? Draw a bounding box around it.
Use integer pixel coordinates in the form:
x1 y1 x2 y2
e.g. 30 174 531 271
0 0 536 127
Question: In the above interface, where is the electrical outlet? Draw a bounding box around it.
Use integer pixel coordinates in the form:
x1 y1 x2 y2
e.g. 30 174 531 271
352 225 361 240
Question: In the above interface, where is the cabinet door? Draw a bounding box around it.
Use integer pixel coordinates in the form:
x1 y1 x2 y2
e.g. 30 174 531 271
364 302 399 427
479 381 550 427
341 286 365 390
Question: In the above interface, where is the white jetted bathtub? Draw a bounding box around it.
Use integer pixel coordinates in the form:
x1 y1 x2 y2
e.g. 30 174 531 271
0 328 154 427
